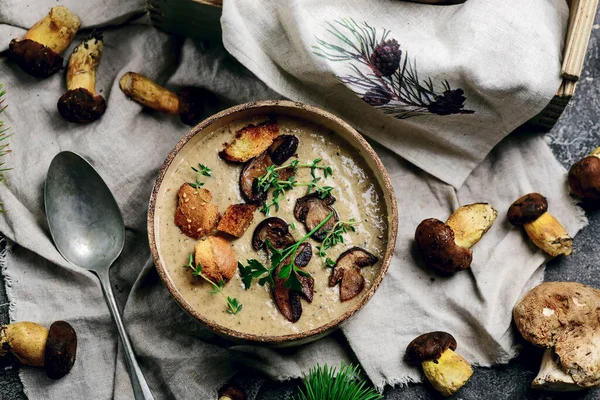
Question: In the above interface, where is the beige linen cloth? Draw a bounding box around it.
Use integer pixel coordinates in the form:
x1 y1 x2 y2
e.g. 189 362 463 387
0 0 587 399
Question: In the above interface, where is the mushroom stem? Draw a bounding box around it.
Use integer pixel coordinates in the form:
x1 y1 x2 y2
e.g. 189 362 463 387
445 203 497 249
421 348 473 397
119 72 180 115
67 34 103 95
523 212 572 257
0 322 49 367
23 6 80 54
532 348 582 391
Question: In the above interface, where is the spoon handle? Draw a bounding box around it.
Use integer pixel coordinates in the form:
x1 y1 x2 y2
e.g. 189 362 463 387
98 269 155 400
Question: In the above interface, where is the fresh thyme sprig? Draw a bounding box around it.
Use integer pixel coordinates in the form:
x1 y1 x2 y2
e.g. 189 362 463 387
189 163 211 188
184 254 242 315
238 212 334 291
257 158 334 215
317 219 359 267
293 363 383 400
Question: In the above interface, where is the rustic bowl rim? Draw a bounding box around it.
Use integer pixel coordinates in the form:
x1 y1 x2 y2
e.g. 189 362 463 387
148 100 398 344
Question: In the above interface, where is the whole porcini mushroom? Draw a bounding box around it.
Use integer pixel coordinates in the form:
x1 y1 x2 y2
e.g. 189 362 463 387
406 331 473 396
119 72 217 126
0 321 77 379
568 146 600 206
513 282 600 391
507 193 572 257
8 6 81 78
218 383 246 400
57 33 106 123
415 203 497 273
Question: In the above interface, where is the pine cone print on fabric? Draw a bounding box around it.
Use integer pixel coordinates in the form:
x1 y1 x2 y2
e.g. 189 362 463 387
369 39 401 77
427 89 475 115
313 18 474 119
362 87 392 106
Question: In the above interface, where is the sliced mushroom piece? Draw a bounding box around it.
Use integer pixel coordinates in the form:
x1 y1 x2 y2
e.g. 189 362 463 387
268 135 299 165
240 153 272 204
272 242 314 322
252 217 293 250
45 321 77 379
329 247 378 301
294 193 339 242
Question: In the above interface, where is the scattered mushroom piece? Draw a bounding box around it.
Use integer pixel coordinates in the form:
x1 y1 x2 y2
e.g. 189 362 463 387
252 217 295 251
294 193 339 242
507 193 572 257
174 183 220 239
217 204 257 238
240 152 295 204
194 236 237 284
568 146 600 206
57 33 106 123
267 134 299 165
119 72 218 126
44 321 77 379
406 331 473 397
273 242 314 322
415 203 497 273
513 282 600 391
8 6 80 78
0 321 77 379
218 383 246 400
220 120 279 163
329 247 378 301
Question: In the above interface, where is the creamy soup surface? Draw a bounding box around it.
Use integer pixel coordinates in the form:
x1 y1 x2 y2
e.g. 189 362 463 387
155 116 388 337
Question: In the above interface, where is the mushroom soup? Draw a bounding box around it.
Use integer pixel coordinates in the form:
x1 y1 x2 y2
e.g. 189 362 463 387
154 116 388 337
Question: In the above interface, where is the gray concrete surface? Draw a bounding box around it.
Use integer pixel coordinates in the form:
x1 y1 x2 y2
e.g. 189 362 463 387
0 8 598 400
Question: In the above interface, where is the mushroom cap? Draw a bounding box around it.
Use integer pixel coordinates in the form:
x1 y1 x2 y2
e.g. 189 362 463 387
177 87 219 127
329 247 378 301
252 217 293 251
267 135 299 165
414 218 472 273
507 193 548 226
45 321 77 379
57 88 106 123
513 282 600 387
406 331 457 364
294 193 339 242
240 153 272 205
8 39 64 78
218 384 246 400
568 156 600 204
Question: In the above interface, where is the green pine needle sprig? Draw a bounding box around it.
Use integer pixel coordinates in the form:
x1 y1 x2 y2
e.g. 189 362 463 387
294 364 383 400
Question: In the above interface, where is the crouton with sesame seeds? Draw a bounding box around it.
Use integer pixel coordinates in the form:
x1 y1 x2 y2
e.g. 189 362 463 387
217 204 257 238
219 120 279 163
174 183 220 239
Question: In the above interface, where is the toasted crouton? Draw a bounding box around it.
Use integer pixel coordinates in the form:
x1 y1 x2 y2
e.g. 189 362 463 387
219 120 279 163
194 236 237 284
174 183 220 239
217 204 257 237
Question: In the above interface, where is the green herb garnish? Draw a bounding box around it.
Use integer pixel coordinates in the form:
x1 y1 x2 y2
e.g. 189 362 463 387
293 363 383 400
184 254 242 315
317 219 359 267
238 212 334 291
189 163 212 188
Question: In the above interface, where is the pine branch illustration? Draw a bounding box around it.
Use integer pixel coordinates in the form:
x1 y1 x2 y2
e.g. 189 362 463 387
0 85 12 212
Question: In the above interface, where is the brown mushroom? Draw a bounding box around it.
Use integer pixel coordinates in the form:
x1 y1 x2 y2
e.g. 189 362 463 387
267 135 299 165
57 33 106 123
273 242 314 322
44 321 77 379
8 6 80 78
415 203 497 273
218 383 246 400
294 193 339 242
194 236 237 284
507 193 572 257
0 321 77 379
252 217 294 251
240 152 295 204
119 72 218 126
217 203 257 238
568 146 600 206
329 247 378 301
174 184 220 239
220 121 279 163
513 282 600 391
406 331 473 397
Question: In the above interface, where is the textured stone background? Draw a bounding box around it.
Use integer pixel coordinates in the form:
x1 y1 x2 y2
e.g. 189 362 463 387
1 8 599 400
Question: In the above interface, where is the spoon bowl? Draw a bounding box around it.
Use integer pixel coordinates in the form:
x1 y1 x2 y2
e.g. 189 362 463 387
45 151 154 400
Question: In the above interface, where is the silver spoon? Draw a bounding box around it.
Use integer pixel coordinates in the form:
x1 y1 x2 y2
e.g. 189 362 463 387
45 151 154 400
